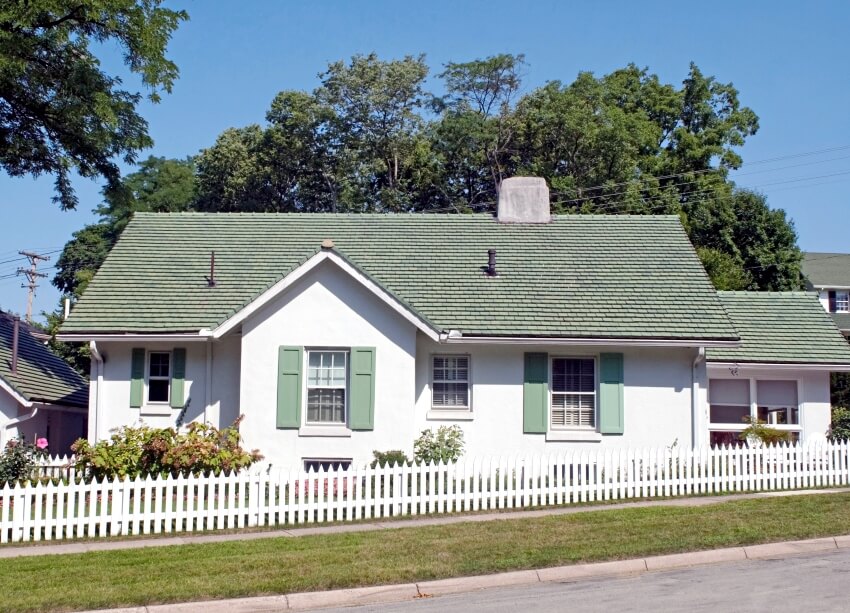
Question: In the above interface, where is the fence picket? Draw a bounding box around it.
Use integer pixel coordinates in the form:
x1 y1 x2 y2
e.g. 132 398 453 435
5 442 850 543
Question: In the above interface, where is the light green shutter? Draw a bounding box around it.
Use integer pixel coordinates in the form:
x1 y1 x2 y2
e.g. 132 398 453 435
523 353 548 433
130 348 145 408
170 348 186 408
277 346 303 428
599 353 624 434
349 347 376 431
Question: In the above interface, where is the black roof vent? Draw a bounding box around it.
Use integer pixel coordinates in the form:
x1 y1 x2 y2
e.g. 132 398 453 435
486 249 497 277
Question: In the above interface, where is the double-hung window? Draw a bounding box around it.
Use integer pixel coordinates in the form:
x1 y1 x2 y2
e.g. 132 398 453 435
306 350 348 425
147 352 171 403
836 291 850 313
431 355 470 410
551 358 596 429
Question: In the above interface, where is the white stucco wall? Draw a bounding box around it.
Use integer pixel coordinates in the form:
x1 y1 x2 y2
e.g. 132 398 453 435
818 290 830 313
238 260 418 468
706 365 832 443
90 336 241 440
414 338 703 457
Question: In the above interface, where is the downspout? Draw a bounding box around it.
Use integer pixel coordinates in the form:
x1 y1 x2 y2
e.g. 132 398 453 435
692 347 706 449
89 341 104 442
205 339 212 424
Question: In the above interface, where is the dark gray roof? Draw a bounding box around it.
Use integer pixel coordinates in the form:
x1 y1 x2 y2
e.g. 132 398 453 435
803 252 850 289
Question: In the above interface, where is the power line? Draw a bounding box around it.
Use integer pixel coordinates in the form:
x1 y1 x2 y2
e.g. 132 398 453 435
546 144 850 202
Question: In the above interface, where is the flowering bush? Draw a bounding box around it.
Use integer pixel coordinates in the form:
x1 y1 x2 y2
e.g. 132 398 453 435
414 425 464 464
72 415 262 480
0 438 48 485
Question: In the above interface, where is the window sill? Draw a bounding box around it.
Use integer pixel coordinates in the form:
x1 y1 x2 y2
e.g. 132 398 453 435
298 425 352 438
546 430 603 442
139 405 173 417
427 409 474 421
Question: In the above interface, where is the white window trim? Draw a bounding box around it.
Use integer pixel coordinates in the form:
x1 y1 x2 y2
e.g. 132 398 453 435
302 348 351 430
145 350 171 406
549 355 598 432
708 376 803 435
836 290 850 313
430 353 472 415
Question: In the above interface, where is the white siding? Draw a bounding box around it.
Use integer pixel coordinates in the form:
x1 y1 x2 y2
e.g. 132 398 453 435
706 365 832 443
238 260 418 468
415 338 702 456
91 338 241 439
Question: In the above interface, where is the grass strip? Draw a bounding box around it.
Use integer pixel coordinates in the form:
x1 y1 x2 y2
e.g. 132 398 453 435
3 493 850 612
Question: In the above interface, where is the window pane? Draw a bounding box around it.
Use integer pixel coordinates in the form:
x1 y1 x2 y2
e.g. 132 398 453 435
149 379 169 403
552 359 594 393
757 380 797 406
709 379 749 405
710 431 741 447
552 393 595 427
307 351 347 387
149 353 170 378
710 404 750 424
307 389 345 424
433 382 469 407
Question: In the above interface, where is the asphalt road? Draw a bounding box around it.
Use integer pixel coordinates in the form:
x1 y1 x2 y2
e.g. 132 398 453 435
320 549 850 612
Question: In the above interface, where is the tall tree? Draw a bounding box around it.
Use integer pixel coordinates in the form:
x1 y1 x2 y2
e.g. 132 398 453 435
0 0 188 209
315 53 431 211
434 54 526 208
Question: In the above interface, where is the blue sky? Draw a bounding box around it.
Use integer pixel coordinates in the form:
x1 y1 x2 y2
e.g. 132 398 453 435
1 0 849 322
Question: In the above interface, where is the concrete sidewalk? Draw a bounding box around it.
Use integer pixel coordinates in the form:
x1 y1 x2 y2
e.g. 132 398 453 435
81 533 850 613
1 487 848 559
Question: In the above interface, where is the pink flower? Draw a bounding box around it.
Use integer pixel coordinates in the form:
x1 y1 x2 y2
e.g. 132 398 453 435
36 438 48 449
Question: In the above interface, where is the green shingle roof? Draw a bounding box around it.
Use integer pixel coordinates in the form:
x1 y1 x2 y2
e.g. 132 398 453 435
0 313 88 407
62 212 738 341
803 252 850 288
706 292 850 365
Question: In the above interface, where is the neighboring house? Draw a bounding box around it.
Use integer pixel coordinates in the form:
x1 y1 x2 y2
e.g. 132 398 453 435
0 312 89 454
57 179 850 468
705 292 850 446
802 252 850 337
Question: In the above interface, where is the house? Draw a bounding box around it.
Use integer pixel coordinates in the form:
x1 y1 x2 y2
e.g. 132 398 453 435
0 312 89 454
57 179 850 468
802 252 850 337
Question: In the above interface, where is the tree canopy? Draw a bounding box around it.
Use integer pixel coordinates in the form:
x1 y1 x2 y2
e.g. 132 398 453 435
0 0 188 209
54 54 803 306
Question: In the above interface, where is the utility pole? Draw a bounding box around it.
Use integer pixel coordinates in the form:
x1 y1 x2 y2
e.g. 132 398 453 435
16 251 49 323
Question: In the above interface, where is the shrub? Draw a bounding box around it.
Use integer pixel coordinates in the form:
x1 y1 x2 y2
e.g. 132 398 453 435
72 416 262 480
828 407 850 442
739 417 791 446
371 450 410 468
0 438 48 485
414 425 464 465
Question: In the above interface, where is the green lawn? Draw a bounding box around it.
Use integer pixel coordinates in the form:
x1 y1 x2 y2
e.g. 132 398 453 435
4 493 850 612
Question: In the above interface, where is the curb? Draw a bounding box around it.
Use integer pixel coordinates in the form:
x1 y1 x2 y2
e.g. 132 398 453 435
80 533 850 613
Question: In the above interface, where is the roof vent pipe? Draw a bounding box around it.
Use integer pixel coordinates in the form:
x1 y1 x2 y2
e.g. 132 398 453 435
11 316 19 374
486 249 497 277
205 251 216 287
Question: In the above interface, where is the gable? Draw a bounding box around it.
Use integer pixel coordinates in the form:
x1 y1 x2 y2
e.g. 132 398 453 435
62 212 738 342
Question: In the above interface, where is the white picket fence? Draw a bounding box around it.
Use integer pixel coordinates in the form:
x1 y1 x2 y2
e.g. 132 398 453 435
33 455 76 480
2 441 849 543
